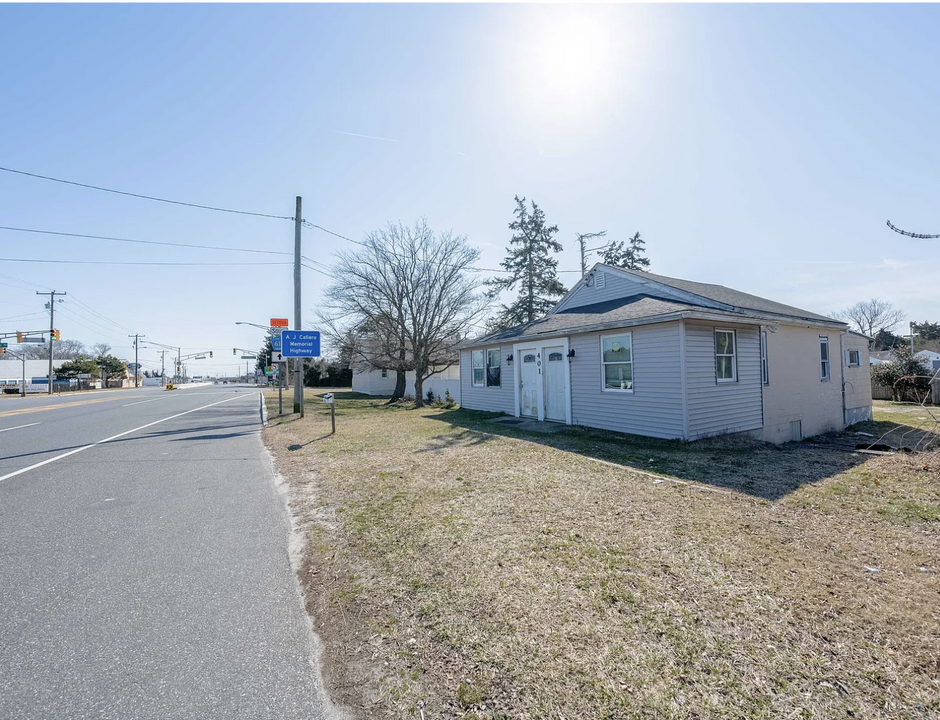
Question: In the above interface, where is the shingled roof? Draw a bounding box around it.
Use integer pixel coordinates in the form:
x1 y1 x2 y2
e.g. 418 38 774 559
462 295 696 346
622 268 841 325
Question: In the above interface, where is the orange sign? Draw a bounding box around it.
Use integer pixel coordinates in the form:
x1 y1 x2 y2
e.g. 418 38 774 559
270 318 289 327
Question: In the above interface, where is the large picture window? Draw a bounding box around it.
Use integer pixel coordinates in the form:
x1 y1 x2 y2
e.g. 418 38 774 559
602 334 633 391
486 348 501 387
471 350 485 387
715 329 737 382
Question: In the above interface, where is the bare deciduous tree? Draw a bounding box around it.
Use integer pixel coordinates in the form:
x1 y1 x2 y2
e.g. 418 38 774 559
91 342 112 357
834 298 905 338
319 219 488 407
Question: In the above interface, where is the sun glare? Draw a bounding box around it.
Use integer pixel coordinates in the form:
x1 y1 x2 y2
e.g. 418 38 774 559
514 9 624 120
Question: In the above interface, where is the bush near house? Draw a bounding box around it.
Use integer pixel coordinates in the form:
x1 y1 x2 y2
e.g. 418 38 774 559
871 347 933 402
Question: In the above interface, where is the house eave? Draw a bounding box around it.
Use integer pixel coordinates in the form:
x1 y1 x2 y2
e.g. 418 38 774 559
456 308 847 350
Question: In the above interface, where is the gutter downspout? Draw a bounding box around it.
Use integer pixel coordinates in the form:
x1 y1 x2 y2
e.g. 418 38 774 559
839 331 847 428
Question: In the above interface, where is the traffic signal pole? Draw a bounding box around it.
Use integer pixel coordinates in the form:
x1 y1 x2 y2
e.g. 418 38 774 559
293 196 304 417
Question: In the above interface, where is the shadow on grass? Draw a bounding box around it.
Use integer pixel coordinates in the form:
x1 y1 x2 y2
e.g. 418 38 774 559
423 408 889 501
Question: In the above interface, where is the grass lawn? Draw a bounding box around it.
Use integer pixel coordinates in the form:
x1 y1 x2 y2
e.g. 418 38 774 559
264 392 939 720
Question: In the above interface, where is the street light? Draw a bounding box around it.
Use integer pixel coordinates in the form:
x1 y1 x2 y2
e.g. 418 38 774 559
235 321 282 413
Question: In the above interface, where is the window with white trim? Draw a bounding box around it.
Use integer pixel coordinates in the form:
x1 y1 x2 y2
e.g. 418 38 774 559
715 329 737 382
601 333 633 391
486 348 501 387
819 336 830 380
471 350 485 387
846 349 860 367
760 331 769 385
381 369 388 378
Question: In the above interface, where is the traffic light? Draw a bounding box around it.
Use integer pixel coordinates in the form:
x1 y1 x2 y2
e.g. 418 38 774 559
52 329 61 341
16 332 23 343
209 351 213 358
233 348 236 355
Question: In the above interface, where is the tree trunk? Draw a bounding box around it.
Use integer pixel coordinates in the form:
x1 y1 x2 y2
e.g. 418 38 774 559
386 369 407 403
413 373 425 408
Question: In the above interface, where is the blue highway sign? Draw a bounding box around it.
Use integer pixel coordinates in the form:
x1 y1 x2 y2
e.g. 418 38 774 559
271 334 282 352
280 330 320 358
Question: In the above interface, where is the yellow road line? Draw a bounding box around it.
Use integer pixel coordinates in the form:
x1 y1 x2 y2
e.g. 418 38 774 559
0 395 147 418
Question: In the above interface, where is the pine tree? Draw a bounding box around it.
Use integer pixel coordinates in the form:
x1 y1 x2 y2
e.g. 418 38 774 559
601 232 650 271
488 196 566 328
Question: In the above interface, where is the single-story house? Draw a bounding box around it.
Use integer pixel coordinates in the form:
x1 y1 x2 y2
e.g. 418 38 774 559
352 365 461 403
456 264 872 443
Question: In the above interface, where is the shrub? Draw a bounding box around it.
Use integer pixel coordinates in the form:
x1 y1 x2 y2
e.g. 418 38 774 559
426 388 435 403
443 388 457 409
871 347 933 402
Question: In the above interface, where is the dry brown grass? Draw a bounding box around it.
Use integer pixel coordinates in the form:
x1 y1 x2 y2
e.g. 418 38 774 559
264 391 940 720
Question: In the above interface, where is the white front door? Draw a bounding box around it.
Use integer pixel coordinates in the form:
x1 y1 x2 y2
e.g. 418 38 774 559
543 346 567 422
519 348 539 417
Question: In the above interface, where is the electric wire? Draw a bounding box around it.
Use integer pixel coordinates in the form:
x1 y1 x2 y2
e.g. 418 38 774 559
886 220 940 239
67 294 135 333
0 225 294 256
305 222 582 274
0 166 294 221
0 258 293 266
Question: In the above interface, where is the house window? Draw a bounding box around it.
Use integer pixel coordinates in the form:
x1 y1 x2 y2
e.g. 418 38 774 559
846 349 860 367
602 334 633 391
486 348 501 387
715 329 737 382
381 369 388 378
523 353 536 363
471 350 485 387
820 337 830 381
760 331 769 385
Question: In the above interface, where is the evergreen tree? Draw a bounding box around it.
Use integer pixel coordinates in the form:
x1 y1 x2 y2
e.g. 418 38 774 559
601 232 650 271
488 196 566 328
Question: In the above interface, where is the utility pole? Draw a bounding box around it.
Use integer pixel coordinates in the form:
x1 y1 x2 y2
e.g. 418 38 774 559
576 231 607 277
293 196 304 417
36 290 66 395
128 334 144 387
911 321 915 354
159 350 167 386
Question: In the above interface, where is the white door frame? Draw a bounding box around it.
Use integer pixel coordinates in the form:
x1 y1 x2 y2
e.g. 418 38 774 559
512 337 571 424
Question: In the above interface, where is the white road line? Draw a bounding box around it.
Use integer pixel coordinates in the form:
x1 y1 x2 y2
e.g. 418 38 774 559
122 397 171 407
0 422 40 433
0 394 249 484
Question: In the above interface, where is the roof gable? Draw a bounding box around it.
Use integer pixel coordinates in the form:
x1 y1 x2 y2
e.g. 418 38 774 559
554 264 842 326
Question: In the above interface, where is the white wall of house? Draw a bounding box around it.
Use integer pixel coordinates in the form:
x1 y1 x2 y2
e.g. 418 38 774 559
460 345 515 414
843 334 873 425
569 322 685 439
459 319 869 444
760 325 847 443
685 321 764 440
352 368 398 396
353 366 461 403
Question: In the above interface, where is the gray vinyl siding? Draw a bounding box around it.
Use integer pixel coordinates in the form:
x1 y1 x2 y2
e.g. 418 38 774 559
685 322 763 439
569 322 685 439
459 345 515 414
560 271 653 310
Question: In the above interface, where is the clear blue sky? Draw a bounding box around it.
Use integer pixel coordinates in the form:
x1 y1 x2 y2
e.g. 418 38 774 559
1 4 937 376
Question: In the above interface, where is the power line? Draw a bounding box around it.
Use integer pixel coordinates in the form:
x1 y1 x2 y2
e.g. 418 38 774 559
0 225 293 256
0 258 293 266
886 220 940 239
305 222 581 274
68 294 134 333
0 166 294 221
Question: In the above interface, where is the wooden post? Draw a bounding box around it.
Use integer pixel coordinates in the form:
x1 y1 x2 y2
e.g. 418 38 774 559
932 377 939 406
331 396 336 434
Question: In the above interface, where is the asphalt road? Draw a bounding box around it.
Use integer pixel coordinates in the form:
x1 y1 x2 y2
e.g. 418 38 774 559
0 385 339 720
